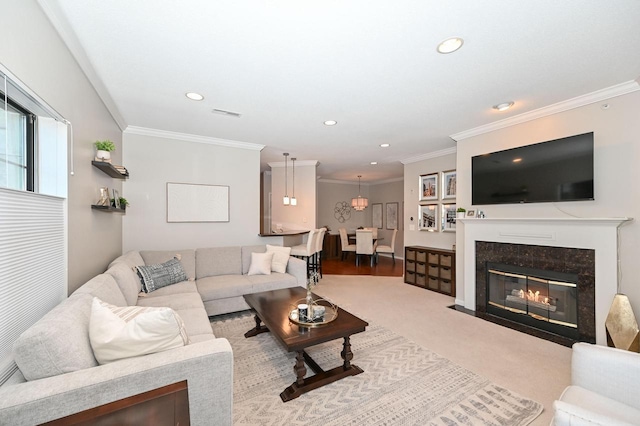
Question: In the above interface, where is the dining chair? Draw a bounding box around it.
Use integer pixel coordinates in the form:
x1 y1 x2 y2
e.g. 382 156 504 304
364 227 378 239
339 228 356 261
375 228 398 263
291 229 318 277
313 227 327 279
355 229 377 267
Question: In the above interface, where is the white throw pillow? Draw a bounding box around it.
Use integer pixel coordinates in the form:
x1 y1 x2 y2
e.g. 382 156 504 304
89 297 189 364
248 252 274 276
266 244 292 273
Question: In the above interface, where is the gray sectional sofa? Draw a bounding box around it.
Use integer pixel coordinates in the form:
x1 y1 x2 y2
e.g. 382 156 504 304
0 245 306 426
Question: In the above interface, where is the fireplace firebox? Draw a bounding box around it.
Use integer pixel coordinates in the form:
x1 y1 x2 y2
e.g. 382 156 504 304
486 263 579 340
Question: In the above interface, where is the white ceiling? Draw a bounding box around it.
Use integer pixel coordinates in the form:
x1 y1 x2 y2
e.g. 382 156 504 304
41 0 640 183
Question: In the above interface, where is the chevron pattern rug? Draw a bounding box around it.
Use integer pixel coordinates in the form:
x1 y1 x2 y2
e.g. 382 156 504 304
211 313 543 426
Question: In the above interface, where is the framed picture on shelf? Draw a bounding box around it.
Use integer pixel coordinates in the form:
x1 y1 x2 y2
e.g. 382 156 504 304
466 209 476 217
419 173 438 201
386 202 398 230
112 189 120 208
442 170 457 199
372 203 383 229
441 204 457 232
418 204 438 232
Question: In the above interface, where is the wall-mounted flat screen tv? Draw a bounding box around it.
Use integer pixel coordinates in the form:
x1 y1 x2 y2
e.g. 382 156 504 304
471 132 594 205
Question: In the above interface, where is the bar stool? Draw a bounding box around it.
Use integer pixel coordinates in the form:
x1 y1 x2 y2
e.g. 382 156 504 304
290 229 318 277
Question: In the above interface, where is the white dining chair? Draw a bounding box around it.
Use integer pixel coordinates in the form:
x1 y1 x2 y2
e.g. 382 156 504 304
364 227 378 239
339 228 356 261
376 228 398 263
355 229 377 267
291 229 318 277
313 227 327 279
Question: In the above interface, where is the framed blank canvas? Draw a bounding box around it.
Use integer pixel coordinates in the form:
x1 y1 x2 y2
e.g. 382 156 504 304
166 182 229 223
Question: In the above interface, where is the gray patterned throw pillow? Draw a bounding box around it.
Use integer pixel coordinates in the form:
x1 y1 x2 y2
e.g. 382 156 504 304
136 257 188 293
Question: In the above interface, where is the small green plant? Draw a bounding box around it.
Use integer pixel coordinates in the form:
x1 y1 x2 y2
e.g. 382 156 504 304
456 207 466 213
118 197 129 208
94 140 116 151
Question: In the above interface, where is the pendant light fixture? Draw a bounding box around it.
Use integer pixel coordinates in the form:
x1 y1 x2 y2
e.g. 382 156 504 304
290 157 297 206
351 175 368 211
283 153 290 206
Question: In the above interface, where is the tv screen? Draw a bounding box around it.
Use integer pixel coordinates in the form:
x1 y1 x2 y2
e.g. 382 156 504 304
471 132 594 205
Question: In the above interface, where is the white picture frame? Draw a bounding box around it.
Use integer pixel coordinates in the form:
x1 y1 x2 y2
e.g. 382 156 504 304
418 204 438 232
442 170 457 199
441 203 457 232
419 173 438 201
167 182 230 223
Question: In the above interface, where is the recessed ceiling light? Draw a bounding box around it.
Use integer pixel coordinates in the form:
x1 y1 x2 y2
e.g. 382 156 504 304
380 143 390 148
370 161 378 165
185 92 204 101
437 37 464 54
324 120 337 126
493 102 515 111
512 158 522 163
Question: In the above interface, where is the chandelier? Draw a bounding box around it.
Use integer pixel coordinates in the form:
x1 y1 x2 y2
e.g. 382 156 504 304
351 175 368 211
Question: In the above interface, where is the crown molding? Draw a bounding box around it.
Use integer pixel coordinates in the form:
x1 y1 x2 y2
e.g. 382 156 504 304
38 1 128 131
400 147 457 164
124 126 265 151
451 80 640 141
317 178 368 186
268 160 319 168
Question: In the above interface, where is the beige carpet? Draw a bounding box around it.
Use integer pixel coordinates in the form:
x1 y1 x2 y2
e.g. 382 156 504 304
311 275 571 425
213 313 543 425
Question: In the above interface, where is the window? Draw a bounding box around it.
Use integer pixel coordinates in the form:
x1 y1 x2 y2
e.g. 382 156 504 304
0 66 68 385
0 92 35 191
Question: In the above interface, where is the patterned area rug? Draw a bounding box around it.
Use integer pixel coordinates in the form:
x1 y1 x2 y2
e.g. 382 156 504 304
211 313 543 426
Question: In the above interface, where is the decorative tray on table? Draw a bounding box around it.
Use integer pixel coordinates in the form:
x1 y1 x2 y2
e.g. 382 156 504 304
288 297 338 327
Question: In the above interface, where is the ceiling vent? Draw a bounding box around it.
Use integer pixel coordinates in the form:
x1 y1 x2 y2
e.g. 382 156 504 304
212 108 241 118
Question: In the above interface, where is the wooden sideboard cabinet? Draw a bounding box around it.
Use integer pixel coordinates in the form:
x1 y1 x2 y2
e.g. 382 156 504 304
404 246 456 297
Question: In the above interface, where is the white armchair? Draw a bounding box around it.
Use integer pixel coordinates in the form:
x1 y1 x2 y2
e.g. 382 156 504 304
552 342 640 425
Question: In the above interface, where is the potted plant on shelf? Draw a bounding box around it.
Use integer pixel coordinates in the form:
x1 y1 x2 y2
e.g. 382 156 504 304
456 207 466 219
118 197 129 211
94 140 116 161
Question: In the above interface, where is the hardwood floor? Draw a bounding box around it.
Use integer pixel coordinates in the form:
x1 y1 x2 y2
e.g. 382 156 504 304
321 254 404 277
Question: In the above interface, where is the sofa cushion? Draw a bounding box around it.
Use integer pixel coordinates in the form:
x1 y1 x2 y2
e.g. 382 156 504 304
72 274 127 307
136 257 188 293
246 273 298 292
108 250 144 270
173 307 215 337
241 245 266 274
266 244 291 273
13 293 97 381
197 275 253 300
196 247 242 278
139 280 198 298
140 249 196 280
554 385 640 425
247 252 274 276
136 292 205 311
105 262 141 306
89 297 189 365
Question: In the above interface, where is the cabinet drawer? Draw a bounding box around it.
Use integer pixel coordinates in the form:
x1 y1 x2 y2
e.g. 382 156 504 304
406 261 416 272
428 265 439 277
428 276 439 290
440 279 452 294
406 250 416 261
428 253 439 264
416 263 426 274
405 272 416 283
416 251 427 263
416 274 426 287
440 254 452 267
440 267 452 280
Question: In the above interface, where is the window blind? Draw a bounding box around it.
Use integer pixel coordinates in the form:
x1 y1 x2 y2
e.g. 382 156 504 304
0 188 66 384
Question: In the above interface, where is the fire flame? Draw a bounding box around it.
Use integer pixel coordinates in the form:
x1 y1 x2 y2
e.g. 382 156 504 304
518 289 551 306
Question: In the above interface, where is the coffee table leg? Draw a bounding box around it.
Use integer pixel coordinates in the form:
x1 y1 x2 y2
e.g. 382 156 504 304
341 336 353 370
294 351 306 386
244 314 269 338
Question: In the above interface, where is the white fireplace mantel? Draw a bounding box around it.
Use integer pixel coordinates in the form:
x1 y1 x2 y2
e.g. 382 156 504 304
457 216 632 344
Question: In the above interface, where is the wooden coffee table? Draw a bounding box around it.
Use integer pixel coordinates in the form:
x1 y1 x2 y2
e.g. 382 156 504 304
243 287 368 402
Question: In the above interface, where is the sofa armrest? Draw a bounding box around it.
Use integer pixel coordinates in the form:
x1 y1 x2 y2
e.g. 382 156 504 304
553 399 638 426
571 342 640 410
0 339 233 426
286 256 307 287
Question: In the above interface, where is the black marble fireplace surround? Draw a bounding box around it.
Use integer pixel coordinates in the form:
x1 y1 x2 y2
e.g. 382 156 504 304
475 241 596 345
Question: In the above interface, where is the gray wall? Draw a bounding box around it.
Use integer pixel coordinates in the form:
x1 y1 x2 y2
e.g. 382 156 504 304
369 179 404 259
0 1 123 294
122 130 263 251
